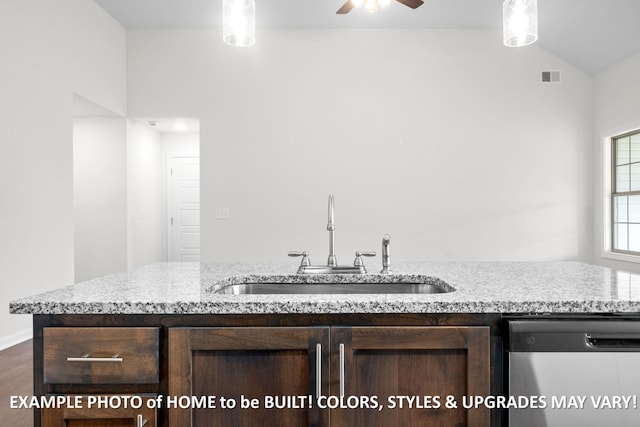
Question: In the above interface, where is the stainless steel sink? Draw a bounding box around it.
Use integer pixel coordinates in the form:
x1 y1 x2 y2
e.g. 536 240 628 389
215 279 453 295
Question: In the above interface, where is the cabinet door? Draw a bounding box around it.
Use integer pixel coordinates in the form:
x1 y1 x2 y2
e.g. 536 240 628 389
331 326 490 427
41 395 156 427
169 327 330 427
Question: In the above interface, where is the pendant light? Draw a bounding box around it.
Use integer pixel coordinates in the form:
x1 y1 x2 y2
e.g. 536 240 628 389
356 0 393 14
503 0 538 47
223 0 255 47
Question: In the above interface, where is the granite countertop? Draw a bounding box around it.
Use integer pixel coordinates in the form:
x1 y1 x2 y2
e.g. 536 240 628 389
9 261 640 315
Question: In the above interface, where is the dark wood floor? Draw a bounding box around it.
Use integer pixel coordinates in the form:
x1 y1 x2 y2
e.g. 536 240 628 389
0 340 33 427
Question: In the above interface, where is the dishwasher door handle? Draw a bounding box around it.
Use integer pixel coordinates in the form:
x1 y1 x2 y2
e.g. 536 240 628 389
508 320 640 352
586 334 640 349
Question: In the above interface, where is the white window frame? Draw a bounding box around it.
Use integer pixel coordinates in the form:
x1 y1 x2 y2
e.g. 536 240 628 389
602 122 640 263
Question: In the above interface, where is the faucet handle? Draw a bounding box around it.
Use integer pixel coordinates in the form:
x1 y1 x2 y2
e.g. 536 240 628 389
288 251 311 267
353 251 376 267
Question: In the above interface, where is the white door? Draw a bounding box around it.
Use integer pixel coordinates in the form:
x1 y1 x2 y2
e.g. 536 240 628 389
168 156 200 261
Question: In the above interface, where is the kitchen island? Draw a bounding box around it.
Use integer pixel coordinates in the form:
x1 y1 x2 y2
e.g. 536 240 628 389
10 261 640 427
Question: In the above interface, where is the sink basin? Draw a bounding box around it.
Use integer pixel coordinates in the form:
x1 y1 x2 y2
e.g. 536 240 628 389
214 276 454 295
218 283 448 295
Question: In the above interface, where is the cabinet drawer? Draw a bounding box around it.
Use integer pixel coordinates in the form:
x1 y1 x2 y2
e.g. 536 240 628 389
42 394 157 427
43 327 159 384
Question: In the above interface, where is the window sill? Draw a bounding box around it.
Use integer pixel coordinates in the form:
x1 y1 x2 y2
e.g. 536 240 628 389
602 251 640 264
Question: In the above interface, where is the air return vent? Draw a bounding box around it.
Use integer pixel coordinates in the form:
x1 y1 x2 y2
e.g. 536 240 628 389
541 70 561 84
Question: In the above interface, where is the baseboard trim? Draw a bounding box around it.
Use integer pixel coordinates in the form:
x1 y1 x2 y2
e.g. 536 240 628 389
0 328 32 351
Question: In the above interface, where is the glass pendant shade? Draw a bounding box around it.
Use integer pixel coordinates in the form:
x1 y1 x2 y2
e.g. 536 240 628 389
223 0 255 47
503 0 538 47
351 0 391 12
364 0 380 13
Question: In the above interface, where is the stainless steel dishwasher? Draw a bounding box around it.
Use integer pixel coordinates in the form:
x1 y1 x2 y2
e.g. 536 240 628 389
507 319 640 426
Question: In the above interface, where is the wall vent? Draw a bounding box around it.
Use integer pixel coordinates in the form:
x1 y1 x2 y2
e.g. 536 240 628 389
541 70 561 84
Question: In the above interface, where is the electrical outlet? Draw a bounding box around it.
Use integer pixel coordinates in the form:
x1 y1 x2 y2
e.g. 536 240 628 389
215 208 230 220
541 70 561 83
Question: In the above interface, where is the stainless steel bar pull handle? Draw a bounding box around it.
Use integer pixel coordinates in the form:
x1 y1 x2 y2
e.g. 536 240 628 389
339 343 345 397
137 414 147 427
66 354 123 363
316 343 322 397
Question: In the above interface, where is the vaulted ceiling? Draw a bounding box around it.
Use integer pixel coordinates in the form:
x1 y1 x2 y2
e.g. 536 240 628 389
94 0 640 75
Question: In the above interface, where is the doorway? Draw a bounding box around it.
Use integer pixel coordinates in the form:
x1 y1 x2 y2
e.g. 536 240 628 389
128 117 200 266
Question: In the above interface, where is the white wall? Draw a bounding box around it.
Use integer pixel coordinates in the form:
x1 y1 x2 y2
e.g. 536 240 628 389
74 117 127 282
0 0 126 348
127 29 593 264
593 52 640 273
127 120 163 269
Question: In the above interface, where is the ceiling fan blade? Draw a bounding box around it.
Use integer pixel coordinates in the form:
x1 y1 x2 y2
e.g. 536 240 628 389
395 0 424 9
336 0 355 14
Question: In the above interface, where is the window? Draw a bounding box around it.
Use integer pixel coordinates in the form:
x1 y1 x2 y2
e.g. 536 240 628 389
612 130 640 254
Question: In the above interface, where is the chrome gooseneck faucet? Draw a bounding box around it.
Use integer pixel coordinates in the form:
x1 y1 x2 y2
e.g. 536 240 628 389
288 194 377 274
327 195 337 267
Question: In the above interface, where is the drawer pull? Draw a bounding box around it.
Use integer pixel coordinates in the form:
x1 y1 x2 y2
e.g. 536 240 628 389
66 354 123 363
137 414 147 427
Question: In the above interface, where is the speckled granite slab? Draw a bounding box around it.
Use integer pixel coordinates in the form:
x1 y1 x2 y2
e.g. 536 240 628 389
9 261 640 314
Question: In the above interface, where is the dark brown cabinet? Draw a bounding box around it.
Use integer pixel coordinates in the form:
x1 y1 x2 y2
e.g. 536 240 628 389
169 325 490 427
42 395 157 427
331 326 490 426
43 327 160 384
168 327 330 427
39 327 160 427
